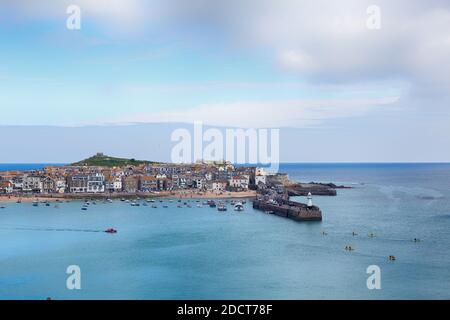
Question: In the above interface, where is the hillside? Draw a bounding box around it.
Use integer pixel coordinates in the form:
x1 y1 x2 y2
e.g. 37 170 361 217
70 153 160 167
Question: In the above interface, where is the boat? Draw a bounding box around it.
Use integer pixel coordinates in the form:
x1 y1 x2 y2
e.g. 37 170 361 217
234 202 244 211
107 199 113 203
130 202 140 207
32 201 39 207
120 198 125 202
207 200 216 208
163 205 168 208
45 202 50 207
197 204 202 208
217 202 227 211
142 202 148 206
0 206 6 209
17 199 22 204
81 206 88 211
152 205 158 208
264 210 274 214
104 228 117 234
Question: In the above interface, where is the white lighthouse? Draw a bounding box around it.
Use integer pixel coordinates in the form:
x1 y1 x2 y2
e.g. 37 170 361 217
307 192 313 207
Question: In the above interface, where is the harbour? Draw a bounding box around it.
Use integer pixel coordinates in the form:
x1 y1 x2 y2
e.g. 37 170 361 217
1 163 450 299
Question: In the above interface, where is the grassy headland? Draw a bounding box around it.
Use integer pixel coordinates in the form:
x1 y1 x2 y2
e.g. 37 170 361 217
70 154 161 167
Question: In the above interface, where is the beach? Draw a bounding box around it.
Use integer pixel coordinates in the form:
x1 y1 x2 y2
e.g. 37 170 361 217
0 190 256 204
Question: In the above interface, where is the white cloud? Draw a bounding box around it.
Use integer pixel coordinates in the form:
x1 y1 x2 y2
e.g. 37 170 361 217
111 96 399 128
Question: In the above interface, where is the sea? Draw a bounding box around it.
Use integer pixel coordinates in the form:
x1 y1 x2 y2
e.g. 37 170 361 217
0 163 449 300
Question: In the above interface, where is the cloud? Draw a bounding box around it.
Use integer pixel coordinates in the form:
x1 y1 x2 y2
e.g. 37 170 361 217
111 96 399 128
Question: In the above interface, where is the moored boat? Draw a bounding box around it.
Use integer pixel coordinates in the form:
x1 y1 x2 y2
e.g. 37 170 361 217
217 202 227 211
234 202 244 211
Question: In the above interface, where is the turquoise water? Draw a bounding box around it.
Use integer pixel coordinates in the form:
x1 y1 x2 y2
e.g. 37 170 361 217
1 163 450 299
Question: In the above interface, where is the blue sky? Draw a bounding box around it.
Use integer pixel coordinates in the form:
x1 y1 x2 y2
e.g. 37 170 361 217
0 0 449 162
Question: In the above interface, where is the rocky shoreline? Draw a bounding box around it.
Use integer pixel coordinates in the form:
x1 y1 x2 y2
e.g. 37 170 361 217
286 182 351 196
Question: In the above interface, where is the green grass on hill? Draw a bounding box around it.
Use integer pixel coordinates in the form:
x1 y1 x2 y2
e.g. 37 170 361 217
70 154 160 167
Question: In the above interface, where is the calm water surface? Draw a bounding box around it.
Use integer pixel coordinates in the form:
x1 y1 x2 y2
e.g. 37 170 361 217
1 163 449 299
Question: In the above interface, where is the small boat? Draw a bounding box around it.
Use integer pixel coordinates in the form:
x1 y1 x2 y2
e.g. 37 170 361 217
142 202 148 206
177 205 182 208
32 201 39 207
104 228 117 234
163 205 168 208
197 204 202 208
217 202 227 211
264 210 273 214
17 199 22 204
120 198 125 202
81 206 88 211
207 200 216 208
0 206 6 209
234 202 244 211
107 199 113 203
130 202 140 207
152 205 158 208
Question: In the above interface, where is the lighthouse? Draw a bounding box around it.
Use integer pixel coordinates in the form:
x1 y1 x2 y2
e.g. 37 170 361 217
307 192 313 207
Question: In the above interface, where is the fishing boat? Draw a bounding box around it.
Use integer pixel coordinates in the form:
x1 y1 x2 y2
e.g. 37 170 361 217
217 202 227 211
234 202 244 211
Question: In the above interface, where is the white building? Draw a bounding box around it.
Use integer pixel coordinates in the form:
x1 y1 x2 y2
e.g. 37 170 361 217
229 175 250 190
55 178 67 194
255 167 267 186
211 180 227 192
0 181 13 194
22 176 43 193
87 173 105 193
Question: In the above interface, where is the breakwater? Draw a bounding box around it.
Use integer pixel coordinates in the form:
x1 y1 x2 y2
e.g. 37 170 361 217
253 199 322 221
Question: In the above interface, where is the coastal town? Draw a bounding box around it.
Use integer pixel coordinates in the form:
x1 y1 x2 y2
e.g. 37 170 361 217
0 153 332 221
0 153 266 198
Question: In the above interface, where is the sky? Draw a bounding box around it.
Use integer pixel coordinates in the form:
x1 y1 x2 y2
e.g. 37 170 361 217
0 0 449 162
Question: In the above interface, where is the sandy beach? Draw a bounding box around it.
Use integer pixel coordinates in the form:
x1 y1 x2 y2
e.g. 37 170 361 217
0 190 256 203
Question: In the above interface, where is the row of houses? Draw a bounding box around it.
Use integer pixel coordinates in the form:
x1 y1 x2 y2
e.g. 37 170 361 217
0 160 268 195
